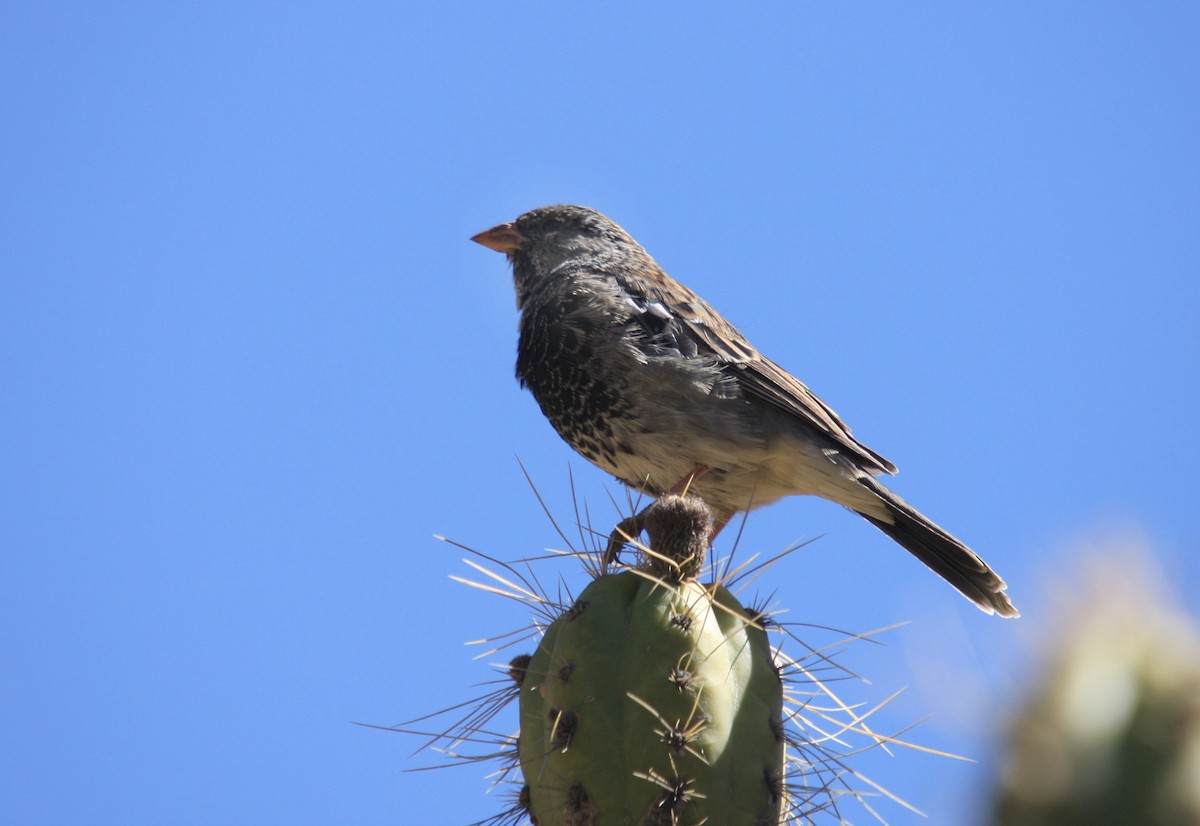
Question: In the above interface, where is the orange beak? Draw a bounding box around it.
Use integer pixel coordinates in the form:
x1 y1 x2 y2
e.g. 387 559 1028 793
470 221 528 253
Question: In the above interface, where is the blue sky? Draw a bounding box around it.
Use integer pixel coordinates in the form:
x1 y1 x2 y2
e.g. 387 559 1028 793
3 3 1198 824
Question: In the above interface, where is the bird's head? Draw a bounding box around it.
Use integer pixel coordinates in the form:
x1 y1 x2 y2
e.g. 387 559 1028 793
472 204 648 307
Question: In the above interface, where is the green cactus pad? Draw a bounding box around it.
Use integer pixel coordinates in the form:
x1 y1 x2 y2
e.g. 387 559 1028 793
519 569 784 826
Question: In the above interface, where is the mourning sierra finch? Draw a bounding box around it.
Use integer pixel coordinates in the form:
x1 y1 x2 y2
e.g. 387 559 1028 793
472 205 1017 617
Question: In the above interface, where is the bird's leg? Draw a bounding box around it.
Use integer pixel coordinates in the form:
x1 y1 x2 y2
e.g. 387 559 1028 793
709 510 733 541
665 465 712 496
604 512 645 566
604 465 713 566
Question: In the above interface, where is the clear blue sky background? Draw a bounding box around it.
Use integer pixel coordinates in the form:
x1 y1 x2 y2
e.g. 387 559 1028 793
4 3 1198 824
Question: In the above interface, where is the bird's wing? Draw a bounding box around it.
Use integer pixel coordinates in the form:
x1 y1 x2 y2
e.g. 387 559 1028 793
628 269 898 476
733 353 897 475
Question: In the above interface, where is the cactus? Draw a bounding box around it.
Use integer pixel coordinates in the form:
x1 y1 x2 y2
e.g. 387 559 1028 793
514 496 784 825
401 483 944 824
990 551 1200 826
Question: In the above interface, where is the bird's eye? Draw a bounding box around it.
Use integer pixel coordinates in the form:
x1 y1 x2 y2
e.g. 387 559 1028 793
542 218 561 232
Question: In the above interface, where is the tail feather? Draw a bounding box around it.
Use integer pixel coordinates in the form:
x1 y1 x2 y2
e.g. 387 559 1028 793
856 477 1018 618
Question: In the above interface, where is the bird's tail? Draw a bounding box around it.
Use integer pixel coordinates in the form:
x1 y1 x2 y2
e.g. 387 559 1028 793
855 476 1019 618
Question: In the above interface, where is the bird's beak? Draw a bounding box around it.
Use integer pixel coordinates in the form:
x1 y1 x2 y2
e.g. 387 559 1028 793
471 221 528 253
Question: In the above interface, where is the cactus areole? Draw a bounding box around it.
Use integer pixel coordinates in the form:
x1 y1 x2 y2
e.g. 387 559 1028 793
517 563 785 825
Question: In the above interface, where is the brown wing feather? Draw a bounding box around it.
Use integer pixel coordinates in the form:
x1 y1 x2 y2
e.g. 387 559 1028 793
735 356 897 475
636 269 897 476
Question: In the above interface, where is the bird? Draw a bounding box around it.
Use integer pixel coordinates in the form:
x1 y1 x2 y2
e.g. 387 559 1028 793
471 204 1018 617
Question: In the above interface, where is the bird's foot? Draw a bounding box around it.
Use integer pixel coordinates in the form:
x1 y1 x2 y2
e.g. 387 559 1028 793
604 512 645 567
605 468 717 567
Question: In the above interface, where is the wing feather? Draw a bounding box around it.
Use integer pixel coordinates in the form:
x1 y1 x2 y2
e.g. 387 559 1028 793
624 267 897 476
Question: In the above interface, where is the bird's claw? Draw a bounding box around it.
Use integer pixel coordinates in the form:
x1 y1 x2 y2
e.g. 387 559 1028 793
604 513 645 567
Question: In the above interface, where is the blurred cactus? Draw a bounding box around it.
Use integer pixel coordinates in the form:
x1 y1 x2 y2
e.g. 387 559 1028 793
991 546 1200 825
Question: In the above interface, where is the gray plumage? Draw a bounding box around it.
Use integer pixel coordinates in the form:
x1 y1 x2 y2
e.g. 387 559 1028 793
472 204 1017 618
